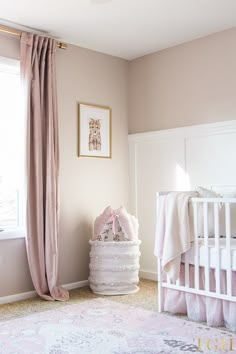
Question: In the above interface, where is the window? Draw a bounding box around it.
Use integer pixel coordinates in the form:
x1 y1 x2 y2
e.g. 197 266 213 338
0 56 25 238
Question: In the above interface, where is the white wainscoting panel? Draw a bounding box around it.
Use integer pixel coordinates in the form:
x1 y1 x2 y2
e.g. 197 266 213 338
186 133 236 188
129 120 236 277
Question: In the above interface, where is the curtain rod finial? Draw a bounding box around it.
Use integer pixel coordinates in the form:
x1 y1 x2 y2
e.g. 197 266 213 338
57 42 67 50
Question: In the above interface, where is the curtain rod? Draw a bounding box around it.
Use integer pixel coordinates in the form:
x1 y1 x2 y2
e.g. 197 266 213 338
0 24 68 50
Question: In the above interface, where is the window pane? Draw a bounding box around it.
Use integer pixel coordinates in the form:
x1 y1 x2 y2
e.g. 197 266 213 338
0 58 23 230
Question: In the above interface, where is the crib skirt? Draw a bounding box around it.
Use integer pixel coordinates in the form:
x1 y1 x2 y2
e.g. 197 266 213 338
163 265 236 331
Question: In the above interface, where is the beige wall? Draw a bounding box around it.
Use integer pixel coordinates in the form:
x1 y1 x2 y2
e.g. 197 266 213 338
0 34 129 296
128 27 236 134
56 46 129 285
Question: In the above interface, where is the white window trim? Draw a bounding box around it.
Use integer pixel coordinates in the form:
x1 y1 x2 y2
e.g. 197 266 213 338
0 56 25 241
0 56 20 74
0 228 26 240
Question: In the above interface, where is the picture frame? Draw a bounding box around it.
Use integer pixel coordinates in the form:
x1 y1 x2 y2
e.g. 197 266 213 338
78 103 112 158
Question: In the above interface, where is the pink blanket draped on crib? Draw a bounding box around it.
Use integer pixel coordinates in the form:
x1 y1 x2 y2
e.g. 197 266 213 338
155 194 236 331
154 192 195 281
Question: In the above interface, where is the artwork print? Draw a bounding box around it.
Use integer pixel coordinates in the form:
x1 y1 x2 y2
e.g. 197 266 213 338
78 103 111 158
89 118 101 151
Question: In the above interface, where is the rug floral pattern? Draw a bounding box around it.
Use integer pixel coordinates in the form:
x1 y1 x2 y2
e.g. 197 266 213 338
0 298 235 354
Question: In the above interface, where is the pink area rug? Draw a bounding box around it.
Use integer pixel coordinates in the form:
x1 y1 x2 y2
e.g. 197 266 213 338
0 298 235 354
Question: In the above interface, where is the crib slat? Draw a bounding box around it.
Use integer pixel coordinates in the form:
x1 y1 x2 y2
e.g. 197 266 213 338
214 202 220 294
193 202 199 290
225 203 232 296
203 202 210 292
184 253 190 288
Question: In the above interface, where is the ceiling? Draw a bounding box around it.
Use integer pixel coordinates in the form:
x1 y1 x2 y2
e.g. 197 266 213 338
0 0 236 60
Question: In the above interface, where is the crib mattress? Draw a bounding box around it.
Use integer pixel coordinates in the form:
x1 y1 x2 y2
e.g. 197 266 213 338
183 238 236 271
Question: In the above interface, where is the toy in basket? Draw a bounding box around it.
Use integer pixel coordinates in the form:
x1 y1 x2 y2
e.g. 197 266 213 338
89 206 141 295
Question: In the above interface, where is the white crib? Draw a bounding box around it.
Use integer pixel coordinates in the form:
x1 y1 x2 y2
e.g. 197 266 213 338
156 191 236 327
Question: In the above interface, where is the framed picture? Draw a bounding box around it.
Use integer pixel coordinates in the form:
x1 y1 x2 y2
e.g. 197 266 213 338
78 103 112 158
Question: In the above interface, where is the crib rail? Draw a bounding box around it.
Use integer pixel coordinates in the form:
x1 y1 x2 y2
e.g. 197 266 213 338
157 195 236 312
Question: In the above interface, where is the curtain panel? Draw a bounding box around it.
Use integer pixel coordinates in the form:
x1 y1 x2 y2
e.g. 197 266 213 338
20 33 69 301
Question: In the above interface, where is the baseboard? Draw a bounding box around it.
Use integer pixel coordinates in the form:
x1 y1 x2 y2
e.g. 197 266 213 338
63 280 89 290
0 280 89 305
139 270 157 281
0 290 38 305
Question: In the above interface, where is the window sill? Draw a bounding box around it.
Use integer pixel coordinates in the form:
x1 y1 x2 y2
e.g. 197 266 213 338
0 229 26 240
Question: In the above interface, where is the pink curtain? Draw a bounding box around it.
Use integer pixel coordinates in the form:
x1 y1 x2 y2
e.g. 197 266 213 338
20 33 69 301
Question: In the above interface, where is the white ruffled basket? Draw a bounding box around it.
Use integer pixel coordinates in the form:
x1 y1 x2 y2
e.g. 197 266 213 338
89 239 141 295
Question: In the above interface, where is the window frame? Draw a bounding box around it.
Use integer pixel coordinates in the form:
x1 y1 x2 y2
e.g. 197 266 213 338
0 56 26 240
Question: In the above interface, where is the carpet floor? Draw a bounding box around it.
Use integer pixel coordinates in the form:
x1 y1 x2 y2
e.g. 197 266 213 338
0 279 157 322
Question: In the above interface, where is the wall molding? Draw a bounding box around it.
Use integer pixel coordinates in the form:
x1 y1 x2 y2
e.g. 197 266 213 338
139 270 157 282
128 120 236 143
0 280 89 305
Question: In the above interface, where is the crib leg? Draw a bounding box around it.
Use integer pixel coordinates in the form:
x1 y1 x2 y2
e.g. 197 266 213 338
157 258 163 312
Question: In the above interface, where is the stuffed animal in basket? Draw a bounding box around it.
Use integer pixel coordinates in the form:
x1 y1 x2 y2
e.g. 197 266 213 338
93 206 139 241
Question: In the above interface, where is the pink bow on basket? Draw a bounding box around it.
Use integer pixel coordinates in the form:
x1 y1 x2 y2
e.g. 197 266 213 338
107 212 120 235
93 206 136 241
